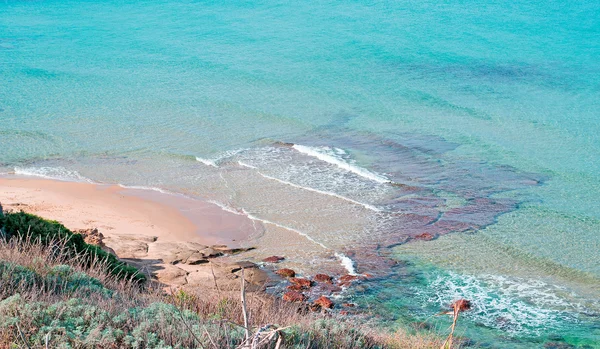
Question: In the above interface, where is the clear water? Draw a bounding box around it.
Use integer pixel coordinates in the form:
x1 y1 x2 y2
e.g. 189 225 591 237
1 0 599 347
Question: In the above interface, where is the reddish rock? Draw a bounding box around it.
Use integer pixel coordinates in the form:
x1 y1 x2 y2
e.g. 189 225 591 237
340 311 349 316
262 256 285 263
314 274 333 284
283 291 306 303
287 284 305 292
313 296 334 309
338 274 359 286
343 303 355 307
363 273 374 278
451 299 472 312
275 268 296 278
415 232 435 241
339 274 358 283
289 277 312 289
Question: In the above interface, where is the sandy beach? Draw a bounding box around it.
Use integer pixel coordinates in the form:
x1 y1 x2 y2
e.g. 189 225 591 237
0 176 276 290
0 176 259 246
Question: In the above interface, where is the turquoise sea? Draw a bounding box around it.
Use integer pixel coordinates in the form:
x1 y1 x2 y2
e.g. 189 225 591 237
1 0 599 347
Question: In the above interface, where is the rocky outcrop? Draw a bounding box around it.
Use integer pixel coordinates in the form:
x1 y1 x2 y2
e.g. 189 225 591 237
75 228 116 255
153 265 188 286
275 268 296 278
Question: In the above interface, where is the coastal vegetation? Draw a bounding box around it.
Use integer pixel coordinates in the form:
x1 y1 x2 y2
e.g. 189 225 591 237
0 209 445 348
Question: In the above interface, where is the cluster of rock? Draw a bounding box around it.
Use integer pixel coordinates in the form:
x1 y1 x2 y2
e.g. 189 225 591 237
76 230 270 293
79 229 365 314
262 255 364 312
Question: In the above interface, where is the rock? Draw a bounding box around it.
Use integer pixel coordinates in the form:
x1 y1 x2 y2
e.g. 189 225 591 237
340 310 349 316
76 228 104 246
235 268 270 286
185 269 214 287
109 240 149 259
274 141 295 147
182 242 209 250
343 303 355 307
185 253 209 265
153 265 188 286
415 232 435 241
199 248 223 258
338 274 358 286
161 252 183 265
262 256 285 263
225 247 256 254
289 277 312 289
115 234 158 243
313 296 334 309
275 268 296 278
314 274 332 284
287 284 305 292
226 261 258 273
283 291 306 303
76 228 119 256
451 299 471 312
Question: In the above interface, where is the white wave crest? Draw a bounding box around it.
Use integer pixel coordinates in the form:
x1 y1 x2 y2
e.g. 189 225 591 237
238 161 381 212
196 157 218 167
292 144 390 184
117 184 173 195
196 149 248 168
14 166 93 183
335 252 357 275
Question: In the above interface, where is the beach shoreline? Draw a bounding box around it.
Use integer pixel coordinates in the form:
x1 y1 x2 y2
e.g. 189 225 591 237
0 176 260 247
0 176 274 289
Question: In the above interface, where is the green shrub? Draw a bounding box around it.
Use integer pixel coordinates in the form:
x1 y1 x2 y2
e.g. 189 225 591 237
0 211 145 283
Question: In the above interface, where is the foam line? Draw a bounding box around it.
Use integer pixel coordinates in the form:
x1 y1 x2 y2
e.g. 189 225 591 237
117 184 173 195
237 161 381 212
208 199 358 275
292 144 390 184
195 157 218 167
195 148 248 168
14 166 94 183
335 252 357 275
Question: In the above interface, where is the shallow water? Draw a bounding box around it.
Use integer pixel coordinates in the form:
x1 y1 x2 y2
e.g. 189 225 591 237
1 0 599 346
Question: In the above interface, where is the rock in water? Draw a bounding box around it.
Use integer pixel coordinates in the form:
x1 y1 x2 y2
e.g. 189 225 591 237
314 274 333 284
275 268 296 278
289 277 312 289
262 255 285 263
283 291 306 302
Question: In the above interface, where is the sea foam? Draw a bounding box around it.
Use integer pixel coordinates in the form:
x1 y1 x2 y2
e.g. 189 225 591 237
14 167 93 183
292 144 390 184
417 271 586 336
237 161 381 212
208 199 358 275
117 184 173 195
196 148 248 168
